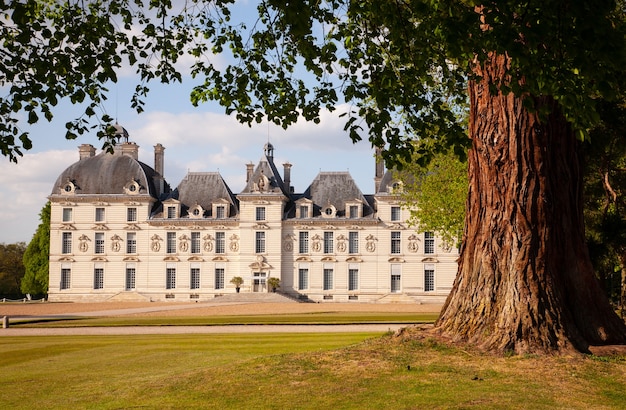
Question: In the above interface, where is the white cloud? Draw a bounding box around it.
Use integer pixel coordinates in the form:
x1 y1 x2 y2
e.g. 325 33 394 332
0 150 72 244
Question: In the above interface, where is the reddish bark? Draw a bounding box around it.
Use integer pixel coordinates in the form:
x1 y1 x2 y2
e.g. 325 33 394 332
435 53 626 354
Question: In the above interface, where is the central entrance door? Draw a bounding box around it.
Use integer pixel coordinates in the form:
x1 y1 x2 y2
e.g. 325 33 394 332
391 274 401 293
253 272 267 292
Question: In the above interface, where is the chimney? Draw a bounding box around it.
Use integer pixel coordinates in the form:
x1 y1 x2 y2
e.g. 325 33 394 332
121 142 139 160
283 162 292 194
154 143 165 176
246 162 254 183
374 147 384 192
78 144 95 160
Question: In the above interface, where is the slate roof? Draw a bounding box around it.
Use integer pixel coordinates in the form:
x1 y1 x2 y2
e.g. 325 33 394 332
51 150 162 198
296 171 375 218
175 172 238 217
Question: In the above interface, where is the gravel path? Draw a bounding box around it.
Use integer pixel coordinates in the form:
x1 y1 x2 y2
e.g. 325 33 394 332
0 301 440 336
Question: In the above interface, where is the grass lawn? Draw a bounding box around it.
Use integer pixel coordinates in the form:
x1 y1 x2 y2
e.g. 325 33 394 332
1 328 625 409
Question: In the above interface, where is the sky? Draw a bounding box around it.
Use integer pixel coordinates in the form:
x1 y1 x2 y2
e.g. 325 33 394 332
0 77 377 244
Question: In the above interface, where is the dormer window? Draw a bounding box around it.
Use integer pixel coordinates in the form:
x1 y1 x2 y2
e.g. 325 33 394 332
124 180 141 195
390 180 404 193
322 205 336 218
162 199 180 219
346 200 362 219
299 205 309 218
189 205 204 219
61 180 76 195
215 205 226 219
296 199 312 219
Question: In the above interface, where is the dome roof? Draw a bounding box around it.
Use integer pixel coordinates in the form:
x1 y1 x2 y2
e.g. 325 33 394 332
51 150 159 197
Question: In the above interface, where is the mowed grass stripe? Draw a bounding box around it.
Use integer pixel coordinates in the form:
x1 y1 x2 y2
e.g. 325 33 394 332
1 331 625 409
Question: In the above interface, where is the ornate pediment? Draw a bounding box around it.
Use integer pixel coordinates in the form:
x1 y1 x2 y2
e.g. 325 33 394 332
252 223 270 229
123 256 141 262
163 256 180 262
320 256 337 262
91 224 109 230
124 224 141 230
248 255 272 271
59 223 76 230
212 256 229 262
421 257 439 263
345 256 362 263
188 256 205 262
295 256 312 262
387 257 405 263
91 257 108 262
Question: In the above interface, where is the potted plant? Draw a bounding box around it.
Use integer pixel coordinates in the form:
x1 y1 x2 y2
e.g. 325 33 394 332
230 276 244 293
267 277 280 293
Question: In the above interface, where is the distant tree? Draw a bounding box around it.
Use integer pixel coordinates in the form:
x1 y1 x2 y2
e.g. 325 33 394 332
21 202 50 296
0 242 26 298
399 149 468 249
583 100 626 317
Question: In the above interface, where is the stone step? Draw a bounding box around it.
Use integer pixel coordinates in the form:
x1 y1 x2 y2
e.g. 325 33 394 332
210 292 298 303
107 291 152 302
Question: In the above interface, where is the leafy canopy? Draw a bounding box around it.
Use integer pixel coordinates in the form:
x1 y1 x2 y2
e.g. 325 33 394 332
1 1 625 164
21 202 50 295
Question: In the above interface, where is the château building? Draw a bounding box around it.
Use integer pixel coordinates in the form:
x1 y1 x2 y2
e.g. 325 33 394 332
47 127 458 303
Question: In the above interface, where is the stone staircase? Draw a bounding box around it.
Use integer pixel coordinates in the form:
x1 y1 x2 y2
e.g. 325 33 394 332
209 292 298 303
374 293 421 304
107 291 152 302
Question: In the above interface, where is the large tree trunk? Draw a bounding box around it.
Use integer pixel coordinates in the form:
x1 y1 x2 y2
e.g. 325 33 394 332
435 54 626 354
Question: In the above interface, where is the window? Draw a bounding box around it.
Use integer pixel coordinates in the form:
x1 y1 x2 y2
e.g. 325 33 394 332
191 232 200 254
299 205 309 218
348 267 359 291
166 267 176 289
126 232 137 254
60 268 71 289
349 232 359 254
391 231 401 254
215 268 225 289
298 268 309 290
424 265 435 292
167 232 176 254
215 232 225 254
323 268 333 290
62 232 72 254
255 231 266 253
349 205 359 219
95 207 105 222
167 206 176 219
323 232 334 254
391 206 401 221
299 231 309 254
62 208 72 222
127 207 137 222
391 264 402 293
424 232 435 254
190 267 200 290
125 266 136 290
256 207 266 221
94 267 104 289
216 205 225 219
95 233 105 254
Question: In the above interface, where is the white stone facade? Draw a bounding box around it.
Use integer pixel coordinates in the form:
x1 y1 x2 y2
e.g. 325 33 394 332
48 136 458 303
